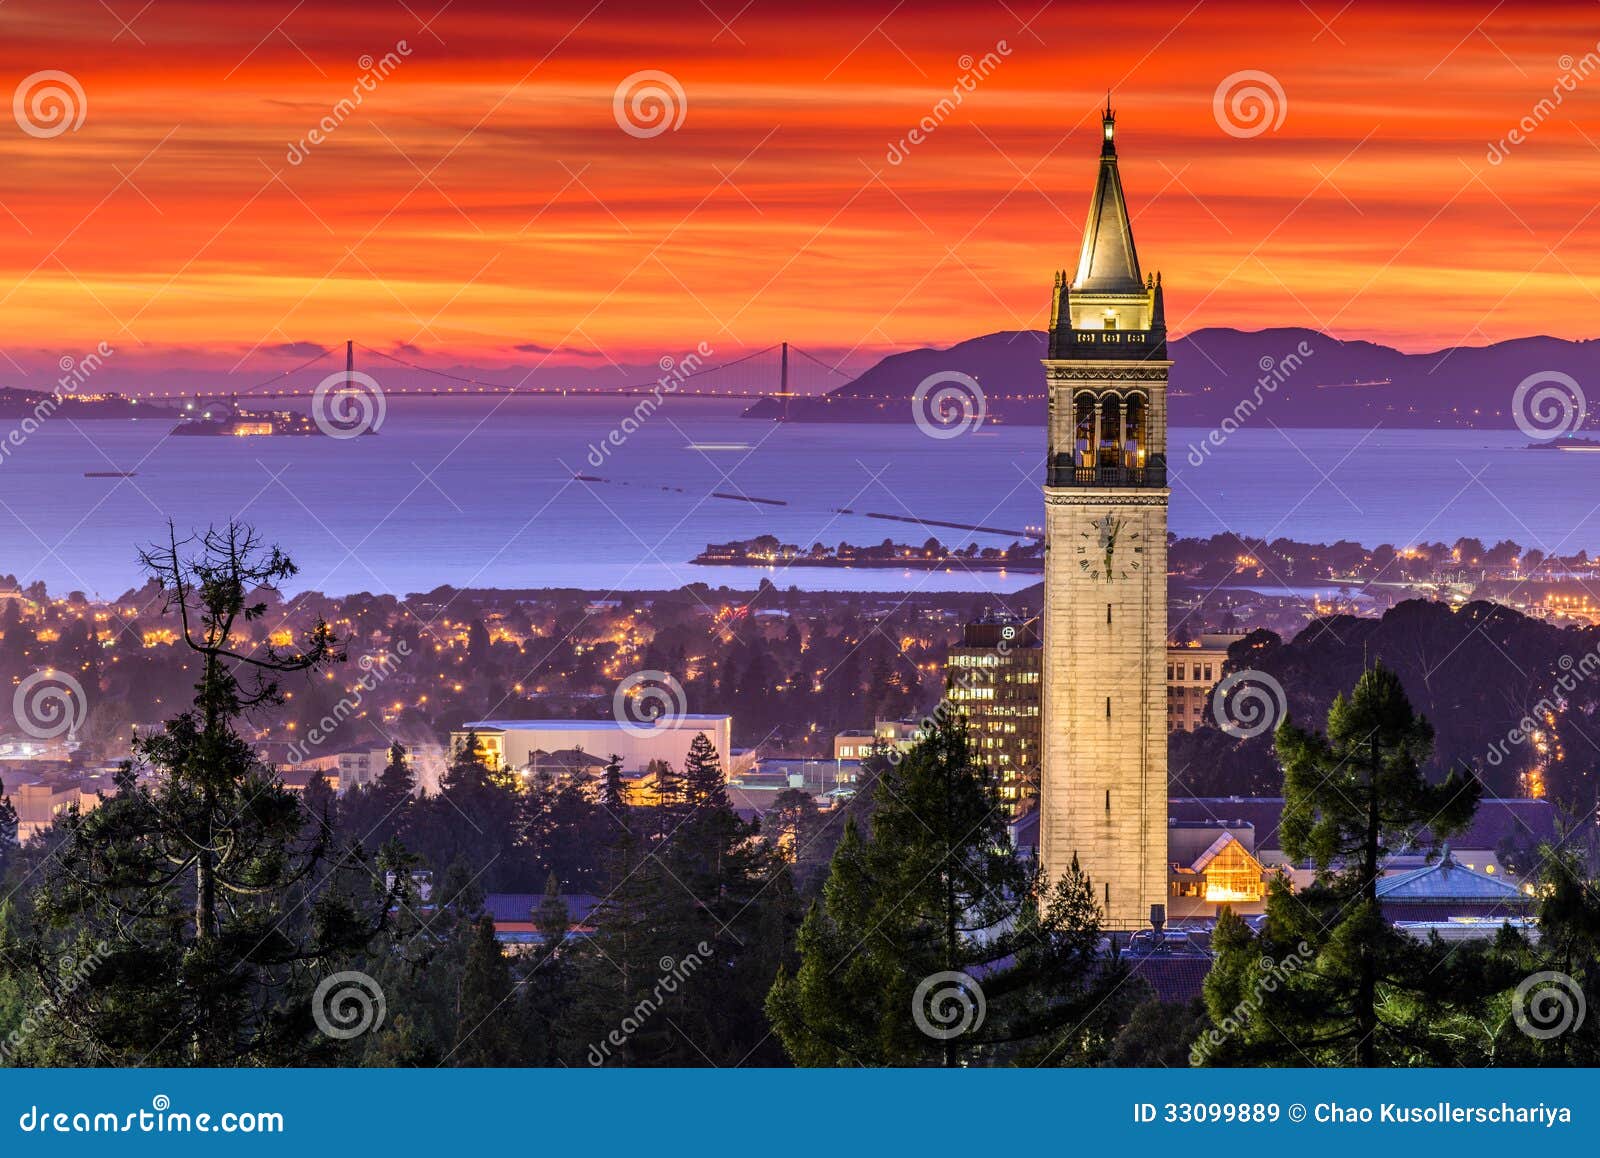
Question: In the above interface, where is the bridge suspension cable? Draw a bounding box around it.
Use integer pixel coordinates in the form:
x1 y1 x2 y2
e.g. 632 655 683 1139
354 340 789 395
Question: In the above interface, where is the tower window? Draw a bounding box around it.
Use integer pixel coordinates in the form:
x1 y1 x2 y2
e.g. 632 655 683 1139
1105 696 1111 719
1107 603 1112 625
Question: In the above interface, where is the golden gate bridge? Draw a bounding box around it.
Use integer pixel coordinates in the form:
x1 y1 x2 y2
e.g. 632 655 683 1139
123 340 848 417
119 340 1049 415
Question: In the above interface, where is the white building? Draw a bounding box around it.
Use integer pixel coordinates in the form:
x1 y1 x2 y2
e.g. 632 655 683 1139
454 716 734 775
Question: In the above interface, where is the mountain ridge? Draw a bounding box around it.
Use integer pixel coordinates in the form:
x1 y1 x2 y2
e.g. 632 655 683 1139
742 327 1600 429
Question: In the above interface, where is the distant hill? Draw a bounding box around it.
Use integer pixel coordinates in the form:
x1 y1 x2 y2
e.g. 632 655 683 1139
742 327 1600 430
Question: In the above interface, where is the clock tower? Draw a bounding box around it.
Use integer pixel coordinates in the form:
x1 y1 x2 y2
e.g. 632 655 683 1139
1040 101 1169 929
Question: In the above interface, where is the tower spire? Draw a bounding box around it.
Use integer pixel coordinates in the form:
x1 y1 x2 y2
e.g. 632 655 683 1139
1074 102 1142 294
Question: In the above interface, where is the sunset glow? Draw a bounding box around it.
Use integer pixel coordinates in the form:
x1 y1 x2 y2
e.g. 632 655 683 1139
2 0 1599 385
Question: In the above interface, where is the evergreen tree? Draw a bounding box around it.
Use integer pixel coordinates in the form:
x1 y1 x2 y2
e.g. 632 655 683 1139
449 917 523 1066
4 523 397 1065
767 717 1131 1066
410 733 525 890
0 778 17 872
681 731 728 810
1204 663 1484 1067
599 753 628 813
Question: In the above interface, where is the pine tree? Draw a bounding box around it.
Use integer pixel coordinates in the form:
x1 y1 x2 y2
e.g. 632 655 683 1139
449 917 523 1066
766 716 1129 1066
7 523 398 1065
682 731 728 810
0 777 17 872
1204 663 1484 1067
599 753 628 814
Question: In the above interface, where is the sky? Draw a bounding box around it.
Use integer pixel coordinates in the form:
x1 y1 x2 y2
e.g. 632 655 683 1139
2 0 1600 390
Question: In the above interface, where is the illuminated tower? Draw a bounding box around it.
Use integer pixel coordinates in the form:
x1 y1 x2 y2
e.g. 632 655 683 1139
1039 101 1169 929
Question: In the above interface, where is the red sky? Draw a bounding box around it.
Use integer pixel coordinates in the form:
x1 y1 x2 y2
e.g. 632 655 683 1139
2 0 1599 386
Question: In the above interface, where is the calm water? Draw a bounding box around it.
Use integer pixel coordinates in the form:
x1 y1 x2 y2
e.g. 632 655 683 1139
0 397 1588 597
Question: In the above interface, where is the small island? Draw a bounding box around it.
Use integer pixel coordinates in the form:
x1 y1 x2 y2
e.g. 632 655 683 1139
693 534 1044 572
1527 435 1600 451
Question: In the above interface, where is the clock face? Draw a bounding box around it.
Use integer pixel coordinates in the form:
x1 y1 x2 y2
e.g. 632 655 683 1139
1077 513 1143 582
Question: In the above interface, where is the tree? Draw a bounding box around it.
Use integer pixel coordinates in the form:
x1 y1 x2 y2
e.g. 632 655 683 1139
599 753 628 813
6 523 397 1065
1204 663 1483 1067
767 718 1132 1066
409 733 525 891
682 731 728 810
449 917 523 1066
0 778 17 872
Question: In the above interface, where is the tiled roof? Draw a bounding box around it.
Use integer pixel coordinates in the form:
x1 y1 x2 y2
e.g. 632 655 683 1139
1375 847 1529 903
1122 954 1212 1004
